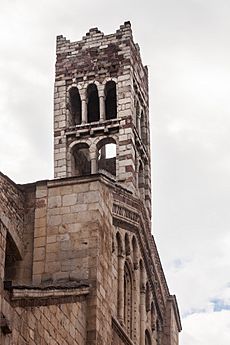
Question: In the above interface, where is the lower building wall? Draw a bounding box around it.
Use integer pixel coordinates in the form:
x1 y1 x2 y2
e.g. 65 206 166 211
1 299 87 345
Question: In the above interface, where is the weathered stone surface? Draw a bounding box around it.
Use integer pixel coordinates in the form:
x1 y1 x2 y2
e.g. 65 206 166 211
0 22 181 345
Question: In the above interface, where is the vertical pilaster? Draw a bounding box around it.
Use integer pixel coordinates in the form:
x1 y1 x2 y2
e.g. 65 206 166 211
117 253 125 323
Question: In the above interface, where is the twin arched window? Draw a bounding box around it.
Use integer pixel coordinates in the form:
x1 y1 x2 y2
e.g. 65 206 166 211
69 81 117 125
71 138 116 177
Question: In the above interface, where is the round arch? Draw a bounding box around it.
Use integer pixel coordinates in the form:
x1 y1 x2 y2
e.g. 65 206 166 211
71 142 91 176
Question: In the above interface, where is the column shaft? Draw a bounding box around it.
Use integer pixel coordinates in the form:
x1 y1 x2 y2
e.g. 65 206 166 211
99 96 105 122
82 100 87 124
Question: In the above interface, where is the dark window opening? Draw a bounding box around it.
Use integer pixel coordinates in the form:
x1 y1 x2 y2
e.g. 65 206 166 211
98 142 116 176
69 87 82 125
141 110 146 142
87 84 99 123
4 232 20 282
72 144 91 176
105 81 117 120
138 161 145 198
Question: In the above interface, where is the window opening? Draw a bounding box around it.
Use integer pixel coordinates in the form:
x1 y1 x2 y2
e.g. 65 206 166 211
69 87 82 125
105 81 117 120
4 232 20 282
138 161 145 198
72 144 91 176
87 84 99 123
98 142 116 176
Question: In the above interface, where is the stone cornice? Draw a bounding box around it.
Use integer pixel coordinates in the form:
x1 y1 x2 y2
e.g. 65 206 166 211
4 281 90 307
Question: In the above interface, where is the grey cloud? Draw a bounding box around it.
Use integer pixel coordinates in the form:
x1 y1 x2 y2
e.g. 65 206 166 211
1 1 230 343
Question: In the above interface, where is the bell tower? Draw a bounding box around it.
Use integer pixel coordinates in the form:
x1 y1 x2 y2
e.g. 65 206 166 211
54 21 151 213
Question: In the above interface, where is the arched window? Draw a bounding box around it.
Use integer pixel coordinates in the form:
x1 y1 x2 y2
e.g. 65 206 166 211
124 261 133 336
97 138 116 176
87 84 99 123
69 87 82 125
145 330 152 345
138 161 145 198
141 109 145 141
72 143 91 176
136 101 140 132
105 81 117 120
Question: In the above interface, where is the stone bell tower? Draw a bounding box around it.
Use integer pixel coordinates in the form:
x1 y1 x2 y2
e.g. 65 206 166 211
54 21 151 213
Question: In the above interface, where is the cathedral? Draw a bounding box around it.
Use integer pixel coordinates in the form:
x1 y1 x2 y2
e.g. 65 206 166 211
0 22 181 345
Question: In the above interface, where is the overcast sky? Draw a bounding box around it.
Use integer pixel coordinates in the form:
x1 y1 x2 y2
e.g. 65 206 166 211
0 1 230 344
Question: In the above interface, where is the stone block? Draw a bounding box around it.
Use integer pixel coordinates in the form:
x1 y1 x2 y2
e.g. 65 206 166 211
48 196 62 208
62 194 77 206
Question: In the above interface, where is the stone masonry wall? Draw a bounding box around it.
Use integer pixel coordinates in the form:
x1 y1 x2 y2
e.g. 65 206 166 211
32 175 115 345
1 298 86 345
32 176 112 286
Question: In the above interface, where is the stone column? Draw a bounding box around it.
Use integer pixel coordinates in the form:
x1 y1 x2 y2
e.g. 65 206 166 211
99 95 105 122
82 99 87 124
91 152 98 174
117 253 125 323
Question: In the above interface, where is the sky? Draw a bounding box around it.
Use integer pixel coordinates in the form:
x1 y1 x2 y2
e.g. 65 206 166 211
0 0 230 343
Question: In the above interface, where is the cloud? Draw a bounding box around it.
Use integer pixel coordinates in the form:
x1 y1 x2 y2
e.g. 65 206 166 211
0 1 230 344
181 310 230 345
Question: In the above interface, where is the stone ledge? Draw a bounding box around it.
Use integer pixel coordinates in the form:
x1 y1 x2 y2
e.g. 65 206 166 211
4 281 90 307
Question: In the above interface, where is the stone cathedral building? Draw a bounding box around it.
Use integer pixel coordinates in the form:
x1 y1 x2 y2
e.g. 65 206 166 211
0 22 181 345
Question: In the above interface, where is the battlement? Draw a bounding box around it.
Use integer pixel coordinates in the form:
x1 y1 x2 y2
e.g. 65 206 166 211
55 22 147 89
56 21 133 49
